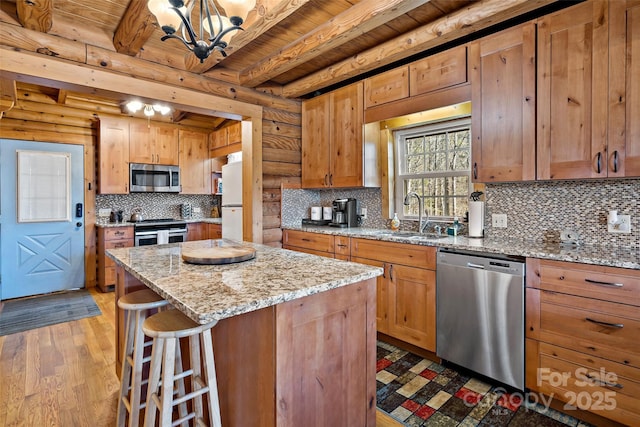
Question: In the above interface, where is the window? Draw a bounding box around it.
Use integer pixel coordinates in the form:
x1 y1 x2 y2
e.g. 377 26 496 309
395 117 471 220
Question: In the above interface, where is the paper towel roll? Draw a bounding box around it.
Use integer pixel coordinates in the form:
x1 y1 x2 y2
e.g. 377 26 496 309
468 201 485 238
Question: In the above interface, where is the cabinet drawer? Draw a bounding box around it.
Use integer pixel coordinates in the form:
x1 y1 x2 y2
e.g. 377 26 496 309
103 238 133 268
283 230 334 253
529 259 640 306
410 46 468 96
103 227 134 240
539 291 640 356
535 344 640 426
351 238 435 270
334 236 350 258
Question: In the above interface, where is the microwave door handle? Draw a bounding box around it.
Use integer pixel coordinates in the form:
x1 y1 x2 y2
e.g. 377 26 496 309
135 231 158 236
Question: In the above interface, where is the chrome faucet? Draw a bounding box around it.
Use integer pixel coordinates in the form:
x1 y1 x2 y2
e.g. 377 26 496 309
403 191 430 233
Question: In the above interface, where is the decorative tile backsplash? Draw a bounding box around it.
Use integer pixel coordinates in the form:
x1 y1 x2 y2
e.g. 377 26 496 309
96 193 217 224
282 179 639 248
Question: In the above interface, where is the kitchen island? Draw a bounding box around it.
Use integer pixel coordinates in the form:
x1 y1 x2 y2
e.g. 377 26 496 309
107 239 383 427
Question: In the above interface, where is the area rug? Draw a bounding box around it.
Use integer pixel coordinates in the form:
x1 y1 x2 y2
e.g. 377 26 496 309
0 289 101 336
376 341 592 427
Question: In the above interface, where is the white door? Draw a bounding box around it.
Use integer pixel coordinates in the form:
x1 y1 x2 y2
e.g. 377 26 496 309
0 139 85 300
222 207 243 241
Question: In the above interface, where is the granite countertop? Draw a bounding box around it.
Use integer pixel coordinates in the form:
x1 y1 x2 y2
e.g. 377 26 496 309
283 225 640 270
107 239 383 324
96 217 222 228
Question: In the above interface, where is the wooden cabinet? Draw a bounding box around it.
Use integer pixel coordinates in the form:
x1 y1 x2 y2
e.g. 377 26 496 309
186 222 208 241
179 129 211 194
209 121 242 157
129 121 179 165
537 0 610 180
98 116 130 194
364 66 409 109
282 229 335 258
351 238 436 352
97 226 133 292
609 0 640 177
302 82 377 188
526 258 640 426
410 45 468 97
470 23 536 182
208 223 222 239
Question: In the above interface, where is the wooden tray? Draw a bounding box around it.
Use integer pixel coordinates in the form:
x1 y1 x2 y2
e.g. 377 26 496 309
181 246 256 265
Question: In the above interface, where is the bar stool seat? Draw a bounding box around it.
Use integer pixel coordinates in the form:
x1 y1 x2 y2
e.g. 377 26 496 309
117 289 170 427
143 309 222 427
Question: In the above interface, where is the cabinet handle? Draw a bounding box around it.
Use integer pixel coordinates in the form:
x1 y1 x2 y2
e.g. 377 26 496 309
612 150 619 173
584 278 623 288
473 162 478 180
329 174 333 186
301 238 311 242
583 372 624 389
596 152 602 174
336 244 347 248
389 264 394 282
324 174 329 186
586 317 623 329
382 262 386 279
115 231 124 236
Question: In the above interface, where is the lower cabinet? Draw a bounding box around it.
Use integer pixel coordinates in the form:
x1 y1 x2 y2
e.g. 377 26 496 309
282 229 336 258
208 223 222 239
352 238 436 352
97 226 134 292
526 258 640 426
187 222 222 240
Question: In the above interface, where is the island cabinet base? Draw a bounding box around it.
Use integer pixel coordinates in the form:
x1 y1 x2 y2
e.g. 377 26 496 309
115 266 377 426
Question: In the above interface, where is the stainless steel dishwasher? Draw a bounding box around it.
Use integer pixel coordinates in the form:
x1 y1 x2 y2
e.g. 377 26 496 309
436 248 526 390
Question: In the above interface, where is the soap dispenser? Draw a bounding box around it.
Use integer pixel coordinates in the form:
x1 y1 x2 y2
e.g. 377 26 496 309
390 213 400 231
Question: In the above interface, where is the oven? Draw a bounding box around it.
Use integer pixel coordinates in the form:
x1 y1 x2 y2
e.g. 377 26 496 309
133 219 188 246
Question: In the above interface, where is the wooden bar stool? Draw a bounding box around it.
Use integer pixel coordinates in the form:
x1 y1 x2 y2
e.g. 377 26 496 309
117 289 170 427
143 309 222 427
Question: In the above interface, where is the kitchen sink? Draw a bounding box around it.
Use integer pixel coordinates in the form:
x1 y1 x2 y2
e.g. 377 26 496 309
374 231 449 240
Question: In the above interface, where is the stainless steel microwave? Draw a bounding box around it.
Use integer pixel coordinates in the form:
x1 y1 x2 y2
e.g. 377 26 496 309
130 163 180 192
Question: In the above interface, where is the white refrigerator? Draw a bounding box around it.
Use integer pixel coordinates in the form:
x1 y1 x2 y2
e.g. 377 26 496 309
221 160 243 241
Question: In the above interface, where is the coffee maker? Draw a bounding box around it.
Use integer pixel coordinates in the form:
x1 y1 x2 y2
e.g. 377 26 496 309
330 198 358 227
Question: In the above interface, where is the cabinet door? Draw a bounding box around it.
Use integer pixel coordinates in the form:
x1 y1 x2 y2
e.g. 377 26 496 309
154 124 179 165
129 121 153 164
388 263 436 352
301 94 331 188
352 256 389 335
209 127 228 150
609 0 640 177
226 122 242 146
187 222 207 241
364 66 409 109
208 223 222 239
330 82 364 188
179 130 211 194
98 116 130 194
471 23 536 182
410 45 468 96
537 0 609 179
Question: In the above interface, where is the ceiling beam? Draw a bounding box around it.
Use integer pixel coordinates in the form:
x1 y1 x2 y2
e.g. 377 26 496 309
16 0 52 33
113 0 158 56
282 0 559 98
185 0 313 74
238 0 431 87
0 77 17 118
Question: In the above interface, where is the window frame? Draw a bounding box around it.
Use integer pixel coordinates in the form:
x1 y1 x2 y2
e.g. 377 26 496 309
393 117 472 222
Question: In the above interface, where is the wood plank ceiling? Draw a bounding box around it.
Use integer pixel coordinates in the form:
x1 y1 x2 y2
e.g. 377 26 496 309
0 0 563 125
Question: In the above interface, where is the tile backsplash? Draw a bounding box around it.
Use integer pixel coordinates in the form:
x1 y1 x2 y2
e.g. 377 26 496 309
96 193 217 224
282 178 639 248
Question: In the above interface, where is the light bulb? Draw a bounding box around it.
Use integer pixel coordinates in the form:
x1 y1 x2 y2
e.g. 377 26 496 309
143 104 155 117
218 0 255 24
126 100 143 113
148 0 186 34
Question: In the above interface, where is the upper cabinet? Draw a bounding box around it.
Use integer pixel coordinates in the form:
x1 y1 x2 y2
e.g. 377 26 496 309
98 116 130 194
410 46 468 97
364 66 409 109
302 82 378 188
209 121 242 158
470 22 536 182
536 0 610 180
129 121 179 165
609 0 640 177
179 129 211 194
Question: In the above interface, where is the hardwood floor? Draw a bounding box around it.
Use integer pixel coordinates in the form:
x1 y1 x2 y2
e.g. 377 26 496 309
0 288 401 426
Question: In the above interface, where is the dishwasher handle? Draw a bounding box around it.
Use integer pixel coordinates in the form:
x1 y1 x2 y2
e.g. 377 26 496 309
467 262 486 269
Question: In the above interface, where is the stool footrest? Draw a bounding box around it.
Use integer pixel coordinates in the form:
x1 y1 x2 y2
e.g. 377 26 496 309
172 386 210 407
172 412 196 427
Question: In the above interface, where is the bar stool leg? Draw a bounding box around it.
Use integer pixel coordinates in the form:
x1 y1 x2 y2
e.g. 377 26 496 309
128 309 147 427
189 334 204 421
202 328 222 427
160 338 177 425
117 309 136 427
145 337 164 427
174 343 189 427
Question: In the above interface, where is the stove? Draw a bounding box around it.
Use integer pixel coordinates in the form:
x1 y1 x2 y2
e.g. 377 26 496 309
132 218 188 246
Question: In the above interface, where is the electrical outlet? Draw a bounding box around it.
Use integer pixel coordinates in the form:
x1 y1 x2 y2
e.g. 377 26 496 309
193 207 201 213
361 207 367 219
608 214 631 233
492 213 508 228
98 208 111 217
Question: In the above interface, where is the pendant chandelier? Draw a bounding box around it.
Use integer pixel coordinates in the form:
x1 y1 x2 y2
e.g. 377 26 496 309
147 0 256 62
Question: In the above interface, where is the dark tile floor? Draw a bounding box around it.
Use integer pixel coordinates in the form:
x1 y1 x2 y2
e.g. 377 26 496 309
376 341 593 427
